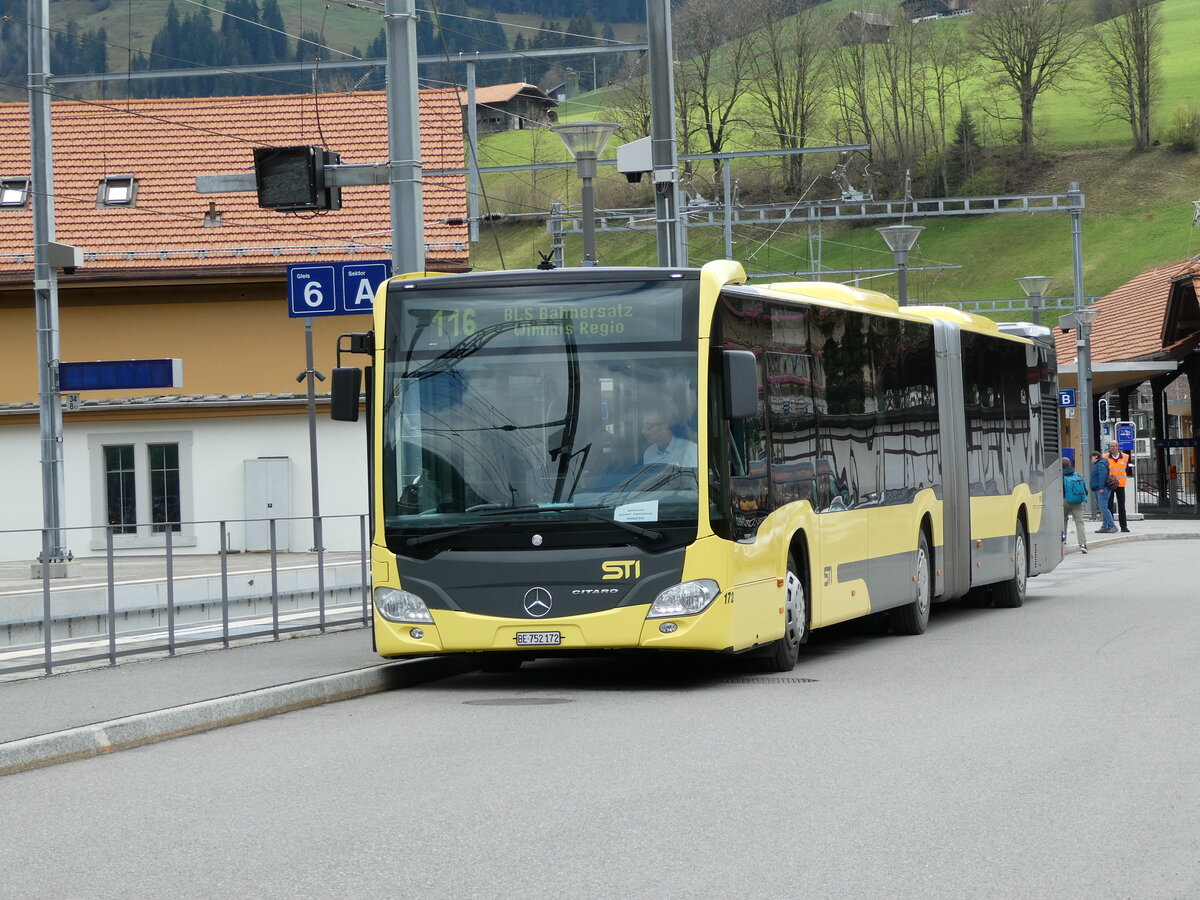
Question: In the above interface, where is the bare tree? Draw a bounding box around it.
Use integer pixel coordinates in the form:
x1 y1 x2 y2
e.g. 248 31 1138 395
742 0 832 195
969 0 1089 155
673 0 757 186
828 6 875 166
606 54 654 145
1092 0 1162 150
871 16 934 187
919 22 981 193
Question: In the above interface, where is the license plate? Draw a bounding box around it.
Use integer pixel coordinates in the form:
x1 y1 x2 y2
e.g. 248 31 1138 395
515 631 561 646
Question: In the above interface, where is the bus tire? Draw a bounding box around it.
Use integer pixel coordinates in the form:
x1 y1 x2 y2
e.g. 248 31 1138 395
761 555 806 672
889 530 932 635
992 522 1028 609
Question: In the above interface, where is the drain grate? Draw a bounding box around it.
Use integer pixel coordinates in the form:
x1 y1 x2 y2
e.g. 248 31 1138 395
720 676 819 684
463 697 575 706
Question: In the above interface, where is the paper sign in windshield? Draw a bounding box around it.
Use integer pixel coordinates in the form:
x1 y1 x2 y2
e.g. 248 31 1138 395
615 501 659 523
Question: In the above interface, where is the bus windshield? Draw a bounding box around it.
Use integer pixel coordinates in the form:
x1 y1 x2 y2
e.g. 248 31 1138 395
381 274 701 551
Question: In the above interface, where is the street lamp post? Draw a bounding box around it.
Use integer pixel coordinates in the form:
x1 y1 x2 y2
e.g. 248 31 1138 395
1071 305 1100 514
1076 305 1099 461
550 121 618 266
876 224 924 306
1017 275 1053 327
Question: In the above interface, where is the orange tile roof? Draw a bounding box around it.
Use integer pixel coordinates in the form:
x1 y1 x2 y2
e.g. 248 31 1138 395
0 89 468 281
457 82 551 106
1054 255 1198 367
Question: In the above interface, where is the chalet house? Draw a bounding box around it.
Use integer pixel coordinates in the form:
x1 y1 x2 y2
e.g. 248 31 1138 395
459 82 557 134
837 10 896 44
0 89 469 562
1054 257 1199 515
901 0 971 21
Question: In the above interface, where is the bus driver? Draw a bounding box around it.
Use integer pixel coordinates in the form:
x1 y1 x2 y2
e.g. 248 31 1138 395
641 408 698 467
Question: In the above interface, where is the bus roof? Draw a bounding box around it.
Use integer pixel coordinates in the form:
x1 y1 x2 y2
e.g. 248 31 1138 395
738 277 1024 341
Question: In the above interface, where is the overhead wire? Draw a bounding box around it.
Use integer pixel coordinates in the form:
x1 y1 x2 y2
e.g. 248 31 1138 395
6 4 674 271
425 0 504 269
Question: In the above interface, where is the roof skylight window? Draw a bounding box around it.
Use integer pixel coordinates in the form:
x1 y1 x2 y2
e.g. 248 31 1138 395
0 177 30 208
99 175 136 207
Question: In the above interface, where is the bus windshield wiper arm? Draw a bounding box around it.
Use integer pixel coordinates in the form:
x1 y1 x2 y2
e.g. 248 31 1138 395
405 523 493 547
584 511 662 540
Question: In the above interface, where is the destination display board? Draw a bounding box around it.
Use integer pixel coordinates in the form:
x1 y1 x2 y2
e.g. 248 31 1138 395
393 282 690 354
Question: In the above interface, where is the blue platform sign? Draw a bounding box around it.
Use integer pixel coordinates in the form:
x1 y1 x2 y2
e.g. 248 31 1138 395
1058 388 1077 408
1116 421 1136 452
59 358 183 391
287 260 392 317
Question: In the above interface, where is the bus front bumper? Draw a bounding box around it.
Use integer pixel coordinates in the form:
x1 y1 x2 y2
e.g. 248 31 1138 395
374 601 740 657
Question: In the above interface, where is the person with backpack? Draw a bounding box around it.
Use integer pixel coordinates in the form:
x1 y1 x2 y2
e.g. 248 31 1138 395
1089 449 1118 534
1062 456 1089 553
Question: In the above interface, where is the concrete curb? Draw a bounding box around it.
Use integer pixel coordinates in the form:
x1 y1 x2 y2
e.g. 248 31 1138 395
0 656 472 777
1065 531 1200 553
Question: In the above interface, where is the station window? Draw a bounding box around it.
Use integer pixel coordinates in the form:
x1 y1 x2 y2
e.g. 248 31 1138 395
88 431 194 549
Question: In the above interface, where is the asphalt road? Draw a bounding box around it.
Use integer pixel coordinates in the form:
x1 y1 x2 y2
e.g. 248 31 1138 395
3 541 1198 898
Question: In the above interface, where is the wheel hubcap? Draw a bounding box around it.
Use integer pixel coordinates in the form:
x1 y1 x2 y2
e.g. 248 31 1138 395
785 571 805 647
915 546 930 616
1015 534 1027 595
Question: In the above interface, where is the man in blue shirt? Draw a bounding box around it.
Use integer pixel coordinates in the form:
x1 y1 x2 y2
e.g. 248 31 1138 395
641 410 698 467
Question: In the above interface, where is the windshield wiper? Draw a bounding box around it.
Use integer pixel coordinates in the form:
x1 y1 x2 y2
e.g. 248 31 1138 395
475 504 662 541
405 523 494 548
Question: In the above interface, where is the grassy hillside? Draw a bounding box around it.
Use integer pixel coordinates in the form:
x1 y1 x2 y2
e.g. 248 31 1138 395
51 0 1200 314
466 143 1200 315
48 0 387 58
46 0 645 67
1019 0 1200 146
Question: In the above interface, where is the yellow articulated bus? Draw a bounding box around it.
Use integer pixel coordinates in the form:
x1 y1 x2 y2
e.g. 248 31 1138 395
331 260 1064 672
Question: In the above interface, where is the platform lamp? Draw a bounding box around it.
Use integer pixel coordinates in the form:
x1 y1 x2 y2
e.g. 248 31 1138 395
1018 275 1054 327
876 224 924 306
550 121 619 267
1075 304 1100 512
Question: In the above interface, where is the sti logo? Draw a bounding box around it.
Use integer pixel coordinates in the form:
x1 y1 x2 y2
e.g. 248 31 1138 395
601 560 641 580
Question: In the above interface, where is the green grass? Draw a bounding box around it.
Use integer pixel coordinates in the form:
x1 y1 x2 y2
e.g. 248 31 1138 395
1036 0 1200 146
469 143 1200 314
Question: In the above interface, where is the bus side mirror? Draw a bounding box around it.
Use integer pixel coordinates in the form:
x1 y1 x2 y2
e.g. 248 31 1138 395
723 350 758 419
330 367 362 421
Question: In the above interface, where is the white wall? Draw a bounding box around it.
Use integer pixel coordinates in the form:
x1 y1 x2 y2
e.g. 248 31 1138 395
0 411 369 562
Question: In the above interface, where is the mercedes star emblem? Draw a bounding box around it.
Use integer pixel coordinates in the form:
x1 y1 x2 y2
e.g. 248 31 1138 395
523 587 553 617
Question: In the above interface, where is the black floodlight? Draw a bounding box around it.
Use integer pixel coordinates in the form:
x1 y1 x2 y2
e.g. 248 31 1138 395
253 146 342 212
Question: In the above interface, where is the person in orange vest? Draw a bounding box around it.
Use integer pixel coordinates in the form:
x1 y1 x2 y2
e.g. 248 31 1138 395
1105 439 1132 533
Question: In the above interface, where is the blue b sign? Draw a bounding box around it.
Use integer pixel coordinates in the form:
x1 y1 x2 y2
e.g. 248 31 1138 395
1058 388 1076 408
287 260 392 317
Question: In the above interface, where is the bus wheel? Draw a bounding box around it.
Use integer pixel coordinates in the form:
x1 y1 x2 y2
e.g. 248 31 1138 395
478 652 525 673
761 555 806 672
889 531 931 635
992 522 1028 609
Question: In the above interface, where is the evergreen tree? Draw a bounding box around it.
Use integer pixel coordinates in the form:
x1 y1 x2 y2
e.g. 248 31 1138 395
260 0 289 62
946 111 982 191
182 3 219 97
150 1 184 71
367 29 387 59
510 33 529 83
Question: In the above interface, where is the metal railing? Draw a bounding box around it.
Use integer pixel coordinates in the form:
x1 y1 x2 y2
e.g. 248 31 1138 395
0 514 372 679
1134 467 1198 515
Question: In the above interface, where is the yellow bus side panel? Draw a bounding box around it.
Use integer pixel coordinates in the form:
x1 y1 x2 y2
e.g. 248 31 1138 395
969 487 1040 540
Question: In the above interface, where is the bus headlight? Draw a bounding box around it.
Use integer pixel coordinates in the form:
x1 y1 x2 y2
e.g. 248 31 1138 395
647 580 720 618
375 587 434 623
